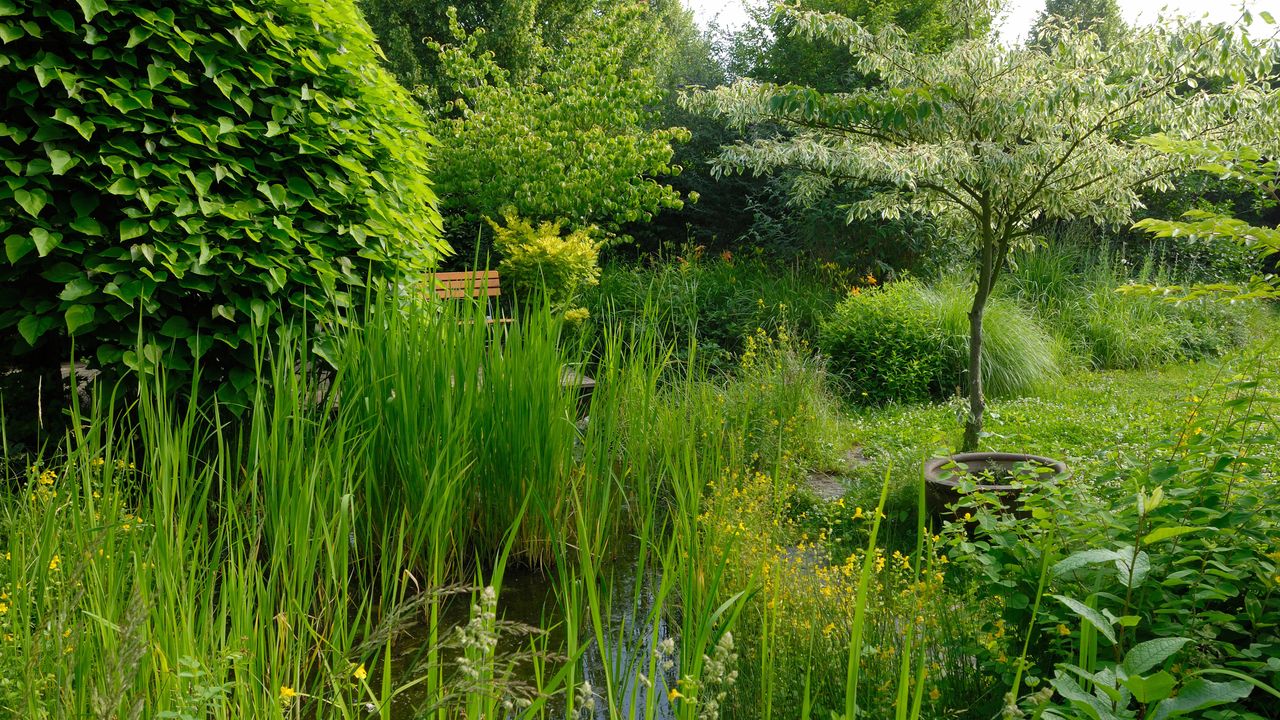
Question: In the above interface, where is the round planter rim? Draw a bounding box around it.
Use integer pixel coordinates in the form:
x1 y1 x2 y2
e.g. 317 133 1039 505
923 451 1069 492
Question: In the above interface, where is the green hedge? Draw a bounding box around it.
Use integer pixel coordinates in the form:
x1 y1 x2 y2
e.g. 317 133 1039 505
0 0 444 397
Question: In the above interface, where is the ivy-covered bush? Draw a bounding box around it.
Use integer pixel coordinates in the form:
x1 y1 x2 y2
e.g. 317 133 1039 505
486 208 600 317
0 0 445 398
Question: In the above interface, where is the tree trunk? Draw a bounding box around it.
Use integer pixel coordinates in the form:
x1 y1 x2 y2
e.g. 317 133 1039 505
962 297 986 451
964 201 997 452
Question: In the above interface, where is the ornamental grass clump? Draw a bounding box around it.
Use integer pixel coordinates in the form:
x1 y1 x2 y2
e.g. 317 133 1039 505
928 277 1063 398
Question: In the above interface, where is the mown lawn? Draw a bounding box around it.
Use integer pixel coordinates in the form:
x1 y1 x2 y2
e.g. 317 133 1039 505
836 311 1280 520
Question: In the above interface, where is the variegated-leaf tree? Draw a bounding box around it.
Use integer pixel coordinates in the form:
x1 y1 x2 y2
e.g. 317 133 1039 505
1131 134 1280 301
685 5 1279 450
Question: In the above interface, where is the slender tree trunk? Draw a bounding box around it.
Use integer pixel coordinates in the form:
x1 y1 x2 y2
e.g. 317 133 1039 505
963 296 986 451
963 203 997 452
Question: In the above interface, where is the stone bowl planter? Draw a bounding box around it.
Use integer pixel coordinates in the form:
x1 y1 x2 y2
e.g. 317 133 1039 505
923 452 1068 519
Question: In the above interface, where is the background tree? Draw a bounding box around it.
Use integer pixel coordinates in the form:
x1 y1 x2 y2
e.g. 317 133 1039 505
671 0 982 269
357 0 593 92
1028 0 1126 49
726 0 966 91
687 6 1278 449
428 3 690 243
0 0 443 408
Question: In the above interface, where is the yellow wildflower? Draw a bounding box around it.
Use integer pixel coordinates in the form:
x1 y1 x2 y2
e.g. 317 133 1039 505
49 555 61 571
353 664 367 681
279 686 298 702
668 688 683 702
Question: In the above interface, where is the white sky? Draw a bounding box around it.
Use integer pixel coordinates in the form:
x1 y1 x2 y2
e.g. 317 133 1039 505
687 1 1270 44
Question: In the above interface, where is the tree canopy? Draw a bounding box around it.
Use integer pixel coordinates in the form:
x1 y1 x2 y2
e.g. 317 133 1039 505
687 6 1279 447
1028 0 1126 49
725 0 972 91
428 3 690 235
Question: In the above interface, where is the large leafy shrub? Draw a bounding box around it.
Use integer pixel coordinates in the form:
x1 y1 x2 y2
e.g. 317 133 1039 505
0 0 444 397
428 3 688 235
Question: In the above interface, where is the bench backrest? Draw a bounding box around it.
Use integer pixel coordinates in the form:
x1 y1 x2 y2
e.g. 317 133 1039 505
431 270 501 300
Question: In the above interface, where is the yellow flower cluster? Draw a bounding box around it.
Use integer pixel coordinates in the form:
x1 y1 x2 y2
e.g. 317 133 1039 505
697 464 982 715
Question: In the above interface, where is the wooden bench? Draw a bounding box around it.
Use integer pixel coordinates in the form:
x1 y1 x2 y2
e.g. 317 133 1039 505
429 270 510 324
427 270 596 413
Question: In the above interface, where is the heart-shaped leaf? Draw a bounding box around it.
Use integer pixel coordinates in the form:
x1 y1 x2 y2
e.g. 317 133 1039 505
65 304 95 334
32 227 61 256
1124 670 1177 704
15 188 47 217
4 233 33 263
47 148 75 174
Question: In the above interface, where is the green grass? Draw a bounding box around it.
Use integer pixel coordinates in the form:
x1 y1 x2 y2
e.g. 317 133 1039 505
1006 245 1257 370
587 255 849 372
838 310 1280 522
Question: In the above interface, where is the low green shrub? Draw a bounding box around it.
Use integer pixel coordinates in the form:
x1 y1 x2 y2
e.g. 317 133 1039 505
819 281 945 404
820 279 1061 404
944 370 1280 714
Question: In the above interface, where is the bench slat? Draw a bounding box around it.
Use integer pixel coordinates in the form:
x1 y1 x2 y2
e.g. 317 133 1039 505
429 270 502 299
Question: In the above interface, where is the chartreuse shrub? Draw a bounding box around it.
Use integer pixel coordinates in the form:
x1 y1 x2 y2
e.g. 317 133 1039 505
485 208 601 321
0 0 444 399
820 279 1060 404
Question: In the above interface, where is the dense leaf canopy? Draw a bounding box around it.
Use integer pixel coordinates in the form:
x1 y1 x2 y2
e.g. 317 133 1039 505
429 3 689 233
0 0 443 391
